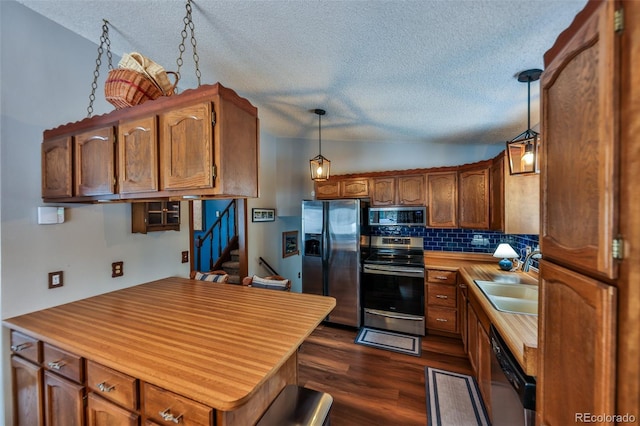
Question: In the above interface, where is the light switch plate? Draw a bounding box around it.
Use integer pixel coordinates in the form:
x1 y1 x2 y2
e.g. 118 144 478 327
48 271 64 289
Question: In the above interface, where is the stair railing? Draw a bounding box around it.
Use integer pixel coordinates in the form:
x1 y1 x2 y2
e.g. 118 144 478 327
196 199 237 271
258 257 279 277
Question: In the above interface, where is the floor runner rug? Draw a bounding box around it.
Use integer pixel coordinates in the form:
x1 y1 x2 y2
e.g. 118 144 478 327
354 327 421 357
425 367 490 426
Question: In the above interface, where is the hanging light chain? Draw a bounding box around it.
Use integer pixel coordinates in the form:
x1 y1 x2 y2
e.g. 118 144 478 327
176 0 201 88
87 19 113 118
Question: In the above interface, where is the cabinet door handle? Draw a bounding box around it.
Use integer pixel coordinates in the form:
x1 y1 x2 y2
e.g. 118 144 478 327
97 382 115 393
436 295 448 299
159 409 183 423
436 318 448 322
47 360 66 370
10 343 31 352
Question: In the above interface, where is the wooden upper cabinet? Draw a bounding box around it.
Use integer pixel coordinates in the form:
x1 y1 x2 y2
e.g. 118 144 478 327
489 155 504 231
458 167 490 229
160 102 213 191
491 152 540 235
397 175 425 205
371 175 424 206
537 260 616 425
75 126 115 197
427 172 457 227
315 180 341 199
214 91 259 198
371 177 395 206
41 83 258 202
315 178 369 199
541 0 618 280
42 136 73 199
341 178 369 198
119 116 158 194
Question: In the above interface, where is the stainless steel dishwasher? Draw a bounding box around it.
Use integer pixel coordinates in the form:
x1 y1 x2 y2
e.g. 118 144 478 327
490 325 536 426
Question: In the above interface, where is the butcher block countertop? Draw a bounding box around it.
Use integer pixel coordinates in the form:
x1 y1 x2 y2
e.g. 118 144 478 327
424 251 539 376
3 277 336 412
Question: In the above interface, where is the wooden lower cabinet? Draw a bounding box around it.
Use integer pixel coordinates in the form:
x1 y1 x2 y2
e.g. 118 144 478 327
466 293 492 419
9 327 294 426
86 393 139 426
44 370 85 426
537 260 616 425
477 324 492 420
11 355 44 426
458 283 468 353
425 269 458 334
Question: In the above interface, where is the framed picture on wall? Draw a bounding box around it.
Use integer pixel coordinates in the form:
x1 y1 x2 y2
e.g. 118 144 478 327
283 231 299 258
252 208 275 222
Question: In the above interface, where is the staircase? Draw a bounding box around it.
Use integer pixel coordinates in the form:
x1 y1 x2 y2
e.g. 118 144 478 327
195 200 241 281
221 249 241 284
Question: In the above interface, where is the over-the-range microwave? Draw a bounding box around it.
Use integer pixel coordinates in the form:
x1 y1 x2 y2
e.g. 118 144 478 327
368 206 426 227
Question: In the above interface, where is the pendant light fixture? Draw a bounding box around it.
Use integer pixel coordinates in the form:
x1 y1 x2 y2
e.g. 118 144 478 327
310 108 331 181
506 69 542 175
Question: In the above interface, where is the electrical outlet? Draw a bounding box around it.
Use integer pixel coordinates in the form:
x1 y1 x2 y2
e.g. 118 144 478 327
112 261 124 278
525 246 532 256
181 251 189 263
48 271 64 289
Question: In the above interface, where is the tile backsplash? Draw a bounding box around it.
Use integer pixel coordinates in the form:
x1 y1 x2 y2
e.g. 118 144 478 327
370 226 539 268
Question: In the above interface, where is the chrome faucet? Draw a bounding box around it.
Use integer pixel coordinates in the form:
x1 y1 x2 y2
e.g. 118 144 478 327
522 250 542 272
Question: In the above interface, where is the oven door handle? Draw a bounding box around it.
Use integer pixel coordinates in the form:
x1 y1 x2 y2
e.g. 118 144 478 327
363 265 424 278
365 309 424 321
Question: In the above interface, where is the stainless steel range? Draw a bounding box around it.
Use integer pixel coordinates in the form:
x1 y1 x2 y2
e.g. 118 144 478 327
362 236 425 336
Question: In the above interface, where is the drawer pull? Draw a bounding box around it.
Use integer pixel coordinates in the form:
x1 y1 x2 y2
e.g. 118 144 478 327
436 318 448 322
435 295 448 299
435 276 449 280
10 343 31 352
97 382 115 393
159 409 183 424
48 360 66 370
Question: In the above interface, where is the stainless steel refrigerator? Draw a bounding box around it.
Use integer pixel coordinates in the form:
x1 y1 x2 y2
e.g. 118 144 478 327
302 199 365 327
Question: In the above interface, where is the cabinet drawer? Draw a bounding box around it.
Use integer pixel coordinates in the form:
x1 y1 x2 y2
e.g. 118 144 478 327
427 307 457 333
87 360 138 411
427 284 457 308
10 330 41 364
144 383 213 426
426 270 457 285
43 343 83 383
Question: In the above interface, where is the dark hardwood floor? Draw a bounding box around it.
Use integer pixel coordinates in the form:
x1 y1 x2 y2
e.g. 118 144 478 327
298 324 473 426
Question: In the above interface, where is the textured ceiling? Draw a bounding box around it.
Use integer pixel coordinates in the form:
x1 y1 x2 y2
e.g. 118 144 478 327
17 0 587 145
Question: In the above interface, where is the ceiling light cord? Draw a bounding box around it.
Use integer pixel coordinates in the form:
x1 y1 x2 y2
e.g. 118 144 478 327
318 110 322 156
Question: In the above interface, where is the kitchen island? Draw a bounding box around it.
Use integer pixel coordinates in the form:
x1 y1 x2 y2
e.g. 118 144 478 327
4 277 336 425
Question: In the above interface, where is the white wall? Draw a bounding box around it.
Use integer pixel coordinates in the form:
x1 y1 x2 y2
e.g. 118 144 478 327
1 3 190 422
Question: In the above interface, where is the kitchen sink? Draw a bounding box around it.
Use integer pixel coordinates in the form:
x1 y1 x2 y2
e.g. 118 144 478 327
474 280 539 315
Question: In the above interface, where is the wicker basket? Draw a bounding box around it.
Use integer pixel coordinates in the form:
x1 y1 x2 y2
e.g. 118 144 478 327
104 68 163 109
